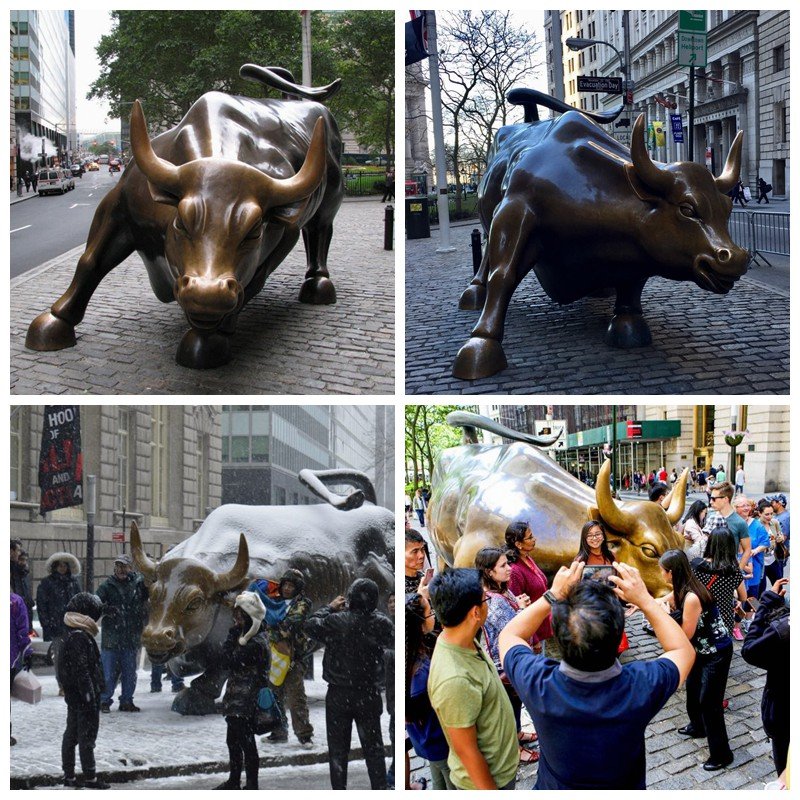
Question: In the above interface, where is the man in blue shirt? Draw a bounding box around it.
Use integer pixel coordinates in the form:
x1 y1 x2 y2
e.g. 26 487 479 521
770 495 790 542
499 561 695 789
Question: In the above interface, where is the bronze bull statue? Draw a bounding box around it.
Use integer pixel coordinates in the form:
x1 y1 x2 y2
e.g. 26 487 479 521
26 65 345 369
130 469 393 715
428 411 686 596
453 89 746 380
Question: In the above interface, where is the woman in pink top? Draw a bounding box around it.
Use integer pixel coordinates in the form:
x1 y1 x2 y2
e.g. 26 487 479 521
505 521 553 652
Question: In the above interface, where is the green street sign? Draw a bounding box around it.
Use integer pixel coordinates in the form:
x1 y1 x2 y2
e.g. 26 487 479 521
679 11 707 33
677 31 708 68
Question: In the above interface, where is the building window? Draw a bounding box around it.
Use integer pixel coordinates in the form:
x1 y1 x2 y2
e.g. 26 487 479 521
775 101 787 144
196 433 209 518
773 45 785 72
117 408 131 510
151 407 168 517
275 487 286 505
10 412 22 501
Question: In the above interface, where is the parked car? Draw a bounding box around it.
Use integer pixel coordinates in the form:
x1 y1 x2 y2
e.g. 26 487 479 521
37 168 69 195
109 159 121 173
62 169 75 190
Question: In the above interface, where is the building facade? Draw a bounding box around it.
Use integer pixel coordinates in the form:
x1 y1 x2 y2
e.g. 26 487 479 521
11 10 78 174
221 405 394 509
10 405 221 592
546 10 790 198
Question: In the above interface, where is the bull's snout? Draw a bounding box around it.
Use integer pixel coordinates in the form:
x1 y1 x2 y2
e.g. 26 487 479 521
176 275 243 326
142 625 183 662
692 245 748 294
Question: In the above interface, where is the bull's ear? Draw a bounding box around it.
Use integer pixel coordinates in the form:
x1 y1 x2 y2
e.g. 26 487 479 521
268 196 310 227
624 164 662 204
147 182 181 207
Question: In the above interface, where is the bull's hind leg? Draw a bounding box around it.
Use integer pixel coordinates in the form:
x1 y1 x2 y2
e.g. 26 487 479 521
298 217 337 304
605 278 652 348
452 200 537 380
25 186 135 351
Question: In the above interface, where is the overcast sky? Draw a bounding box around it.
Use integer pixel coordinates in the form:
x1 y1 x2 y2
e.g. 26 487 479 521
74 10 115 134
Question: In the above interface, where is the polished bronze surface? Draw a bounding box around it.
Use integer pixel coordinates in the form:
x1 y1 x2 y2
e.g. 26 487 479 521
129 469 393 714
25 66 345 370
453 90 746 380
428 412 685 596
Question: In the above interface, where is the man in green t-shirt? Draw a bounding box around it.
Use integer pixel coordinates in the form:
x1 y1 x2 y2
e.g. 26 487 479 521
708 482 752 573
427 569 518 790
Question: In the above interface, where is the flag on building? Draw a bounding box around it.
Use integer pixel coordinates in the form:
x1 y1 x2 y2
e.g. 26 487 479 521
38 406 83 515
406 10 428 65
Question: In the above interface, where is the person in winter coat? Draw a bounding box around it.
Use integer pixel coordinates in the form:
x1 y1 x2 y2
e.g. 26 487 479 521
741 578 789 776
216 591 270 790
10 540 34 628
57 592 109 788
11 592 33 746
96 555 148 713
305 577 394 790
254 568 315 747
36 552 82 689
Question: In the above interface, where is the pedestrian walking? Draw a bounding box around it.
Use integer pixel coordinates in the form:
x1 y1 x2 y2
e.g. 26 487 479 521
96 555 148 713
31 171 38 192
36 552 82 693
306 578 393 790
757 177 771 204
413 488 427 528
381 169 395 203
23 171 31 193
11 592 33 747
734 466 745 495
215 591 269 790
10 539 34 627
58 592 109 789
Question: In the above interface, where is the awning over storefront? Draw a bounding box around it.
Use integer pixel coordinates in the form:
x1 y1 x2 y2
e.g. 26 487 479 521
567 420 681 448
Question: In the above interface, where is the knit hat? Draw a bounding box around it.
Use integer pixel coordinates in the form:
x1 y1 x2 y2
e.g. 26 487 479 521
279 568 305 593
234 591 266 645
65 592 104 621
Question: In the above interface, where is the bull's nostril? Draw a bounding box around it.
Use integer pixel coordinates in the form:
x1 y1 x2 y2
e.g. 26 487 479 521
179 275 192 290
225 278 238 294
717 248 731 264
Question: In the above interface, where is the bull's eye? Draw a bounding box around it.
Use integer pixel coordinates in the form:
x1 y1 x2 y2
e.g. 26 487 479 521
679 203 698 218
641 545 659 559
243 223 262 242
184 598 204 614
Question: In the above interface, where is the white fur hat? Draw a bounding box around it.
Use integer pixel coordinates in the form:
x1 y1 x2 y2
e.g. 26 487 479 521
45 551 81 576
234 591 266 645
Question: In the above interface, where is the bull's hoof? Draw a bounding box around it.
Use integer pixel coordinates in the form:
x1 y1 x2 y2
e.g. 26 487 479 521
605 313 652 348
452 336 508 380
25 312 77 351
171 688 218 716
176 329 232 369
298 276 337 305
458 284 487 310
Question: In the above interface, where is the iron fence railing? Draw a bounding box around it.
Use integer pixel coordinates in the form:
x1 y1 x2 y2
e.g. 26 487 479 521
342 170 387 197
728 209 789 265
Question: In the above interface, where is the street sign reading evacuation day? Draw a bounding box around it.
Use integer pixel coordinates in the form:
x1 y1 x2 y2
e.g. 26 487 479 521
577 75 623 94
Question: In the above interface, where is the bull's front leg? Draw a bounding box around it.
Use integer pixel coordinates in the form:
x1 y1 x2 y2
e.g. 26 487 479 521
458 238 489 310
605 278 652 348
25 186 135 351
298 217 337 304
452 199 537 379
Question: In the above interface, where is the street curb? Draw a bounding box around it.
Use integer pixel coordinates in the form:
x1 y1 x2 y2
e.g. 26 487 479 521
10 744 392 788
10 192 39 205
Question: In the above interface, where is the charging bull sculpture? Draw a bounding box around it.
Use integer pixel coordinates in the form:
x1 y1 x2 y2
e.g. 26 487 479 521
130 469 393 715
453 89 746 380
428 411 686 596
26 64 345 369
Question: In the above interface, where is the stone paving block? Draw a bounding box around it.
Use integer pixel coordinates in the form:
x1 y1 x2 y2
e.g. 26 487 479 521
405 223 789 394
11 199 394 395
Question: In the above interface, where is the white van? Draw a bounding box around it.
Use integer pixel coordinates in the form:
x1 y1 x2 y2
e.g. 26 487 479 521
37 168 69 195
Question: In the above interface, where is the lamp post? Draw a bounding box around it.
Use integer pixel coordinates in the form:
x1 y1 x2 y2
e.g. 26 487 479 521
565 35 629 100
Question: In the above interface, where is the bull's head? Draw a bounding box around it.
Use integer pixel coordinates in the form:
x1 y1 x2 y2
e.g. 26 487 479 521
130 521 250 664
130 100 327 331
591 460 686 596
626 114 747 293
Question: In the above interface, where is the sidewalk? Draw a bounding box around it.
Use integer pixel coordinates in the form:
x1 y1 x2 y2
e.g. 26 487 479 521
405 223 789 395
10 199 394 395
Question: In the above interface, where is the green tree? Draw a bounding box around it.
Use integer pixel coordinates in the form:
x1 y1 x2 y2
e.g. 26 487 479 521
405 405 479 491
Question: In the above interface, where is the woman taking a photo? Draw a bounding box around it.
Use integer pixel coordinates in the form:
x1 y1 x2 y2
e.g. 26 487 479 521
475 546 538 764
659 549 734 771
405 590 453 789
682 501 709 560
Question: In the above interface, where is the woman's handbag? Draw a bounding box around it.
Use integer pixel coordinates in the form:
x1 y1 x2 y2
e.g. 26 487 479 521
269 640 292 687
252 687 285 734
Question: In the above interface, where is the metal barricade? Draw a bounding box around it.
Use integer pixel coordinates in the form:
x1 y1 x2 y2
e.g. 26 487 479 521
729 209 789 267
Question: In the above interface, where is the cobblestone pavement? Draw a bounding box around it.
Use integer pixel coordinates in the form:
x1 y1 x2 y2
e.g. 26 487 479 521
405 224 789 395
409 607 777 790
10 199 394 395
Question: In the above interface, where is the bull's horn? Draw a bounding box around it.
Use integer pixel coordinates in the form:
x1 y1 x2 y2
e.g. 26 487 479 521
214 533 250 592
714 130 743 195
130 521 157 583
130 99 181 195
630 114 675 195
665 468 689 525
595 460 637 534
258 117 327 208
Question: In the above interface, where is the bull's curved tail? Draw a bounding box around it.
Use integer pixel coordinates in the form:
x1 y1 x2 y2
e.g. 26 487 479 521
507 87 624 124
240 63 341 102
298 468 377 510
447 411 562 448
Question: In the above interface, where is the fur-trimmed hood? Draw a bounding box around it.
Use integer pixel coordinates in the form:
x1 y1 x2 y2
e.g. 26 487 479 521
45 551 81 576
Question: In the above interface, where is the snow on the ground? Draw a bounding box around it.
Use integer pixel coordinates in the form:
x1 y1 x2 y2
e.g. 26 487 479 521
12 650 390 787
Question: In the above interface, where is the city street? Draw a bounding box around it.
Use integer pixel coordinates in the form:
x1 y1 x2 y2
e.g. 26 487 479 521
405 220 790 395
10 170 120 277
10 198 395 395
